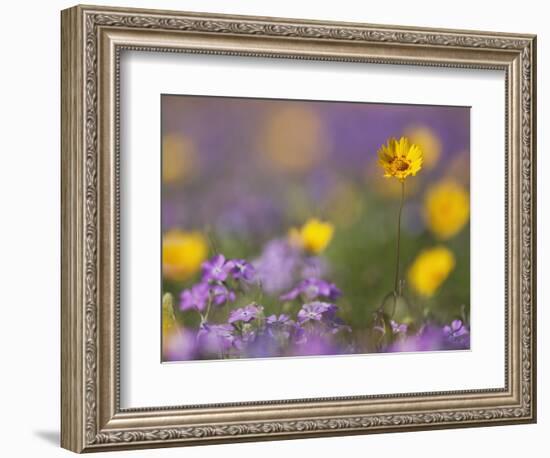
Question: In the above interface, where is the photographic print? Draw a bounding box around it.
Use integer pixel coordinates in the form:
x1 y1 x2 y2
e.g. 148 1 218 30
161 95 471 362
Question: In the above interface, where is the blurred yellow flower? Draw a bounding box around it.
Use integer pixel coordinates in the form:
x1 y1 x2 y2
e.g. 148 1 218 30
407 246 455 297
162 292 180 343
404 125 442 170
377 136 423 182
259 106 327 173
424 180 469 240
162 134 198 184
289 218 334 254
163 230 208 281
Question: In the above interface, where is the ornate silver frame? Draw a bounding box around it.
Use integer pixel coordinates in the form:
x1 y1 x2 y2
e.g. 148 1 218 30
61 4 537 453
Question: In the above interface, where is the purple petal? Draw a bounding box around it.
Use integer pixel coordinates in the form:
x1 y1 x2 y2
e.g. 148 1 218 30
451 319 463 331
212 254 226 268
454 326 468 337
280 288 300 301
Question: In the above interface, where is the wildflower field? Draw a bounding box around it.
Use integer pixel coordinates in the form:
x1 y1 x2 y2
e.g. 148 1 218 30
161 95 470 361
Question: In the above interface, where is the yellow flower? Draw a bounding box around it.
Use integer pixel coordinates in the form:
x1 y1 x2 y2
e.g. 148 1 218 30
407 246 455 297
162 293 180 347
162 230 208 281
377 136 423 181
162 134 198 185
259 106 327 173
424 180 469 240
289 218 334 254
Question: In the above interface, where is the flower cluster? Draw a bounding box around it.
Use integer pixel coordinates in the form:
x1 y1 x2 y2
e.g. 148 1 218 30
385 319 470 353
252 238 328 295
170 254 351 360
180 254 255 315
280 278 341 302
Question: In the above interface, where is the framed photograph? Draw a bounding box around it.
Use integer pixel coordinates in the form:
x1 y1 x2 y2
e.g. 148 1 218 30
61 4 537 453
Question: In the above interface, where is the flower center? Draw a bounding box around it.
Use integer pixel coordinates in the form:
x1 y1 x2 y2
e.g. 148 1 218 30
393 158 410 172
305 285 318 298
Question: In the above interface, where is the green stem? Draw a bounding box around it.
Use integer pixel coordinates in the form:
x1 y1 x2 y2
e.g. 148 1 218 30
201 297 213 325
394 181 405 294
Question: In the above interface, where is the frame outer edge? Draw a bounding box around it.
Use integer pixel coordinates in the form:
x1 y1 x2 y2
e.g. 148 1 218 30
61 5 86 453
528 35 537 423
60 4 537 452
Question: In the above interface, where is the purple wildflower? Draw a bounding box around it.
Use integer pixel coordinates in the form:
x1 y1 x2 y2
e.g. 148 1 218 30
237 331 283 357
163 329 198 362
292 323 307 345
236 324 258 347
297 301 338 324
179 282 209 312
390 320 408 335
281 278 341 302
210 283 236 306
386 324 443 353
228 304 263 324
326 317 352 335
197 323 236 352
266 314 292 326
300 256 328 279
266 314 293 339
443 319 469 345
202 254 233 282
291 334 338 356
387 321 470 353
252 239 300 294
229 259 256 282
